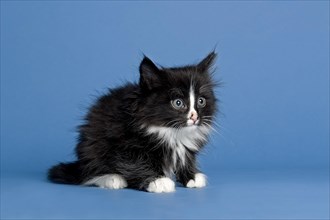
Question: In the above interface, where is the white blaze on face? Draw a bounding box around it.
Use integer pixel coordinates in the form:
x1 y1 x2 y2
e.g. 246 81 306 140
187 85 198 126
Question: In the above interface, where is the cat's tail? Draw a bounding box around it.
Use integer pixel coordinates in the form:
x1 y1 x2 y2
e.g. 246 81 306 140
48 161 83 184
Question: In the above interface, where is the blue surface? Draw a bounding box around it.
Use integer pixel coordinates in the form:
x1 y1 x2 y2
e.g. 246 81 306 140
1 1 329 219
1 169 329 219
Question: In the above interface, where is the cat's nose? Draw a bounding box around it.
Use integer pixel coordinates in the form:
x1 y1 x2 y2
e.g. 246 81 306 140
189 111 198 122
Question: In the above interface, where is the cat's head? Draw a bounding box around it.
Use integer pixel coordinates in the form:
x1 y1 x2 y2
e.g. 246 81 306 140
138 52 217 130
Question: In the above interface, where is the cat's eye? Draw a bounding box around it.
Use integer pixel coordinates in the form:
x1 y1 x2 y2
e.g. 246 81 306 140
171 99 185 110
197 97 206 108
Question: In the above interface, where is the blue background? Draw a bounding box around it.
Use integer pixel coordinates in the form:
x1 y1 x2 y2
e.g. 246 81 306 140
1 1 329 219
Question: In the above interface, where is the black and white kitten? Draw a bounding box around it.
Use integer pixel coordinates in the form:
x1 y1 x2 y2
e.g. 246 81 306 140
48 52 217 193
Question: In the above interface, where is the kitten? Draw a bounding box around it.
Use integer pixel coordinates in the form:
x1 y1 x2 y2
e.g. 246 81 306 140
48 52 217 193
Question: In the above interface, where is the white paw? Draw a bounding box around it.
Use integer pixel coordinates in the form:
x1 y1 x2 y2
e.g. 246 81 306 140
147 177 175 193
186 173 207 188
84 174 128 189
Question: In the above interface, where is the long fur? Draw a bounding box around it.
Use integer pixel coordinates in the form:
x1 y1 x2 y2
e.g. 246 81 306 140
48 52 217 191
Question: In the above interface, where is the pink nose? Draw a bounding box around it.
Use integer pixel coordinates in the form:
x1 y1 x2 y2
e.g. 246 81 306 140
189 111 198 122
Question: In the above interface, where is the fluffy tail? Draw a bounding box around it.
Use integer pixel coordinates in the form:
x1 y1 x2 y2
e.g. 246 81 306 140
48 162 83 184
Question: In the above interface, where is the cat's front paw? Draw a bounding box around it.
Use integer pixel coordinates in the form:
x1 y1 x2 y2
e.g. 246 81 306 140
186 173 207 188
147 177 175 193
84 174 128 189
104 174 128 189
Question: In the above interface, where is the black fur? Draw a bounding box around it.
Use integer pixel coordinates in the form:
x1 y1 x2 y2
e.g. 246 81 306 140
48 52 217 191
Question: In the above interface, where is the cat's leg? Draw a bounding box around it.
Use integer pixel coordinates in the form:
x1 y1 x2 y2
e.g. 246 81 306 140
119 163 175 193
83 174 128 189
146 176 175 193
185 173 207 188
176 156 207 188
176 168 207 188
127 170 175 193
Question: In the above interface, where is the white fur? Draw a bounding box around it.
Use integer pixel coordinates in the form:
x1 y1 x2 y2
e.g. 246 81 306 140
146 177 175 193
186 173 207 188
147 125 210 151
146 125 210 167
84 174 127 189
187 86 198 126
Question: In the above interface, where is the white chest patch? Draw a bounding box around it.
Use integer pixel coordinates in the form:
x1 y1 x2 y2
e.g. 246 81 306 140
146 125 210 167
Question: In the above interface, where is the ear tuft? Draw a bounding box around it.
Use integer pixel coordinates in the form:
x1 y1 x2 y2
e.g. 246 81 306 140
139 56 160 90
198 51 217 73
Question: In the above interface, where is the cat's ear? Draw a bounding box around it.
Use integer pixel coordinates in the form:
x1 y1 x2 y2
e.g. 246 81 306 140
139 56 161 90
197 51 217 73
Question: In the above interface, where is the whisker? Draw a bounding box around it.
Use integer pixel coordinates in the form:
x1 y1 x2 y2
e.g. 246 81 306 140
202 122 220 135
162 119 182 127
